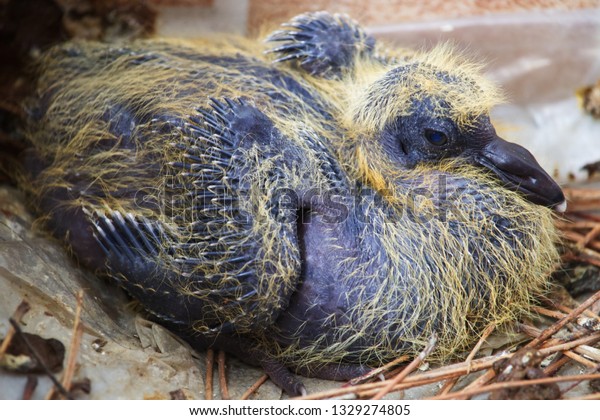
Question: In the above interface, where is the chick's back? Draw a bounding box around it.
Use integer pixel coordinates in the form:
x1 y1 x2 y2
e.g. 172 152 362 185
23 38 338 335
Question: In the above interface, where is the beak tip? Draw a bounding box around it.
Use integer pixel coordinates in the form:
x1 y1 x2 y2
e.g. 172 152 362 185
554 199 567 213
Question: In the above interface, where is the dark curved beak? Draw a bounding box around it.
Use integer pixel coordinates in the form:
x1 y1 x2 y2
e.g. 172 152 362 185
474 136 566 212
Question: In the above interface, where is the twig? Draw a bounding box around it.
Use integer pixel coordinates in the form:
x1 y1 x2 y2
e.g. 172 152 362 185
465 323 495 373
454 298 600 397
552 302 600 324
428 373 600 400
63 290 84 394
458 369 496 398
532 306 568 320
567 211 600 223
555 220 596 229
521 323 600 367
9 319 73 399
527 290 600 348
562 350 598 369
298 351 510 400
439 324 496 395
537 332 600 356
563 187 600 201
522 321 578 342
300 329 600 400
570 392 600 400
22 376 38 400
241 374 269 400
372 334 437 400
561 364 600 397
205 349 214 400
581 224 600 247
562 230 600 252
543 354 570 376
0 326 15 360
346 355 410 386
437 377 460 396
217 350 230 400
562 253 600 268
45 290 85 400
577 345 600 362
0 301 31 359
297 374 444 400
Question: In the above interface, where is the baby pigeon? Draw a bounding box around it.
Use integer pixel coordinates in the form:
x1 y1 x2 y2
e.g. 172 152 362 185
17 12 564 395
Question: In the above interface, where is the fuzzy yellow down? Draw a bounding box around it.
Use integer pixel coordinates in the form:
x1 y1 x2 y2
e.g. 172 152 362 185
21 32 559 368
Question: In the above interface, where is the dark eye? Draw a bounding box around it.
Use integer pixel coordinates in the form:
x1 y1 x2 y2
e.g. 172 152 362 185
424 129 448 146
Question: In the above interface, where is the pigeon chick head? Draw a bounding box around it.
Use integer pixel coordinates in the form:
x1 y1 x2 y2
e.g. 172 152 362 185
348 45 566 211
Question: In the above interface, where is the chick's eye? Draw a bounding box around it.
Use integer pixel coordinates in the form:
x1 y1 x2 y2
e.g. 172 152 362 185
424 129 448 146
